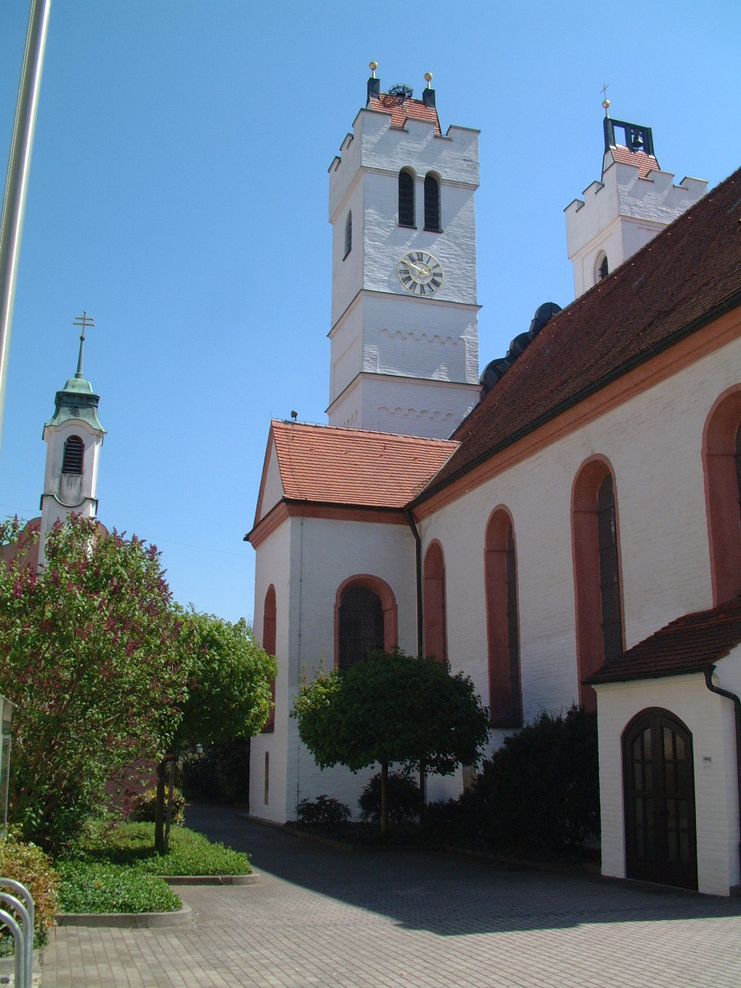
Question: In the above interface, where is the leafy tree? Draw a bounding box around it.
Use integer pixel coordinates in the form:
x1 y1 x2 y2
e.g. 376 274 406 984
292 651 489 834
154 609 276 851
0 516 186 852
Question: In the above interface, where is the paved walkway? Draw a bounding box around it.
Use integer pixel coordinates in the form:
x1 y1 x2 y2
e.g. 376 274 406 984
44 804 741 987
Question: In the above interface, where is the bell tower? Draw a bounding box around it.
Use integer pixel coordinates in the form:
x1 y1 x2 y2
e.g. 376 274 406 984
327 65 481 439
38 312 105 569
565 97 707 298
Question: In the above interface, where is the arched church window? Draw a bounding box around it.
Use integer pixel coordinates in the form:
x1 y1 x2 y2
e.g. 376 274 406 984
261 585 276 732
596 253 609 283
423 541 447 663
62 435 84 475
702 387 741 603
485 509 522 727
572 457 624 710
398 169 415 227
344 211 352 258
338 585 384 670
424 173 441 231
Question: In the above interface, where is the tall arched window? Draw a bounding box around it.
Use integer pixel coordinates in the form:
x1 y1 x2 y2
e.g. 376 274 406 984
335 575 397 670
703 387 741 604
62 435 84 475
423 541 447 663
398 169 415 227
424 173 441 231
485 509 522 727
261 585 276 732
573 457 624 709
344 211 352 257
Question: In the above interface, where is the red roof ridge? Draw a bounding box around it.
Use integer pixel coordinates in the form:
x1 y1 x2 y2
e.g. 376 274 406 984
271 419 459 448
587 595 741 684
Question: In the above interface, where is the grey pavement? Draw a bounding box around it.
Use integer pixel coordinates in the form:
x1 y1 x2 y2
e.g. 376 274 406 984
43 803 741 987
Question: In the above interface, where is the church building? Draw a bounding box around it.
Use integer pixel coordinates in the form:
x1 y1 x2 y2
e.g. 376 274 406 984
248 68 741 897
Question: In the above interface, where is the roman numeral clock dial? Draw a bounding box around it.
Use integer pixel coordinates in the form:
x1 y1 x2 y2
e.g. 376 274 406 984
397 251 444 296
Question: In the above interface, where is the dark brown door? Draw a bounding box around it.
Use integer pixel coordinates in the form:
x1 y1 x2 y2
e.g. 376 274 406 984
623 708 697 890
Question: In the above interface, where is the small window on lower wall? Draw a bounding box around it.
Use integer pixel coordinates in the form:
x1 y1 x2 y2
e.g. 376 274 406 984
264 751 269 805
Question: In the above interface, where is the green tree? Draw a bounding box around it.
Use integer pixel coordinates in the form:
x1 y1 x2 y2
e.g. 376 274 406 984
292 651 489 834
153 609 276 852
0 515 186 852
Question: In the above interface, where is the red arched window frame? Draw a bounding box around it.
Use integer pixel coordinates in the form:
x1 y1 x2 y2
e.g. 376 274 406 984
333 575 398 669
572 456 625 710
423 541 448 664
703 386 741 605
484 508 522 727
261 584 276 732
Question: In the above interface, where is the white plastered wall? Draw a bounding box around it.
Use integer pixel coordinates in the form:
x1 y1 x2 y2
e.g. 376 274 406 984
595 651 741 897
417 333 740 806
251 512 418 821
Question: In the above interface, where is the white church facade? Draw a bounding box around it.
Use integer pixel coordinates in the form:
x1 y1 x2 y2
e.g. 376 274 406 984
248 70 741 897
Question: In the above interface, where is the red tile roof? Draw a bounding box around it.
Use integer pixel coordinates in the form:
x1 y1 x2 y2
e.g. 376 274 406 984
608 144 660 179
418 167 741 501
368 94 441 135
271 421 457 509
586 596 741 684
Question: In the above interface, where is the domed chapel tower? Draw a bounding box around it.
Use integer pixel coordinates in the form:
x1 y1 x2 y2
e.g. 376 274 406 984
327 65 481 439
38 313 105 569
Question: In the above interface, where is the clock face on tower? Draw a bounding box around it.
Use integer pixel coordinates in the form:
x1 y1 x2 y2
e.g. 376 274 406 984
397 251 444 296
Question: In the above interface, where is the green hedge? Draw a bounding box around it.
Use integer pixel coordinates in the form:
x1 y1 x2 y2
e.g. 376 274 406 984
72 821 251 877
57 861 180 914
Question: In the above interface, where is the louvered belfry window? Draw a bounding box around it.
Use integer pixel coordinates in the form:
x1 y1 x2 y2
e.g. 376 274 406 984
424 173 441 231
62 435 84 475
398 169 415 227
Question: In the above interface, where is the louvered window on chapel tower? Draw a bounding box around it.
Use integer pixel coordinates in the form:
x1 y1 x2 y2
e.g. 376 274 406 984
62 435 84 475
344 211 352 257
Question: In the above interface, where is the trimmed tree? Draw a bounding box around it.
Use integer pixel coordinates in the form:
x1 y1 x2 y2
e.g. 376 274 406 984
0 515 186 852
291 650 489 834
154 608 276 851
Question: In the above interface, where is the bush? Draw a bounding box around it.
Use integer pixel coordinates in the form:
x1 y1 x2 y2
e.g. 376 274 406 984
359 772 423 825
457 706 600 853
56 860 180 914
296 795 351 826
129 787 185 826
69 821 251 877
0 834 59 953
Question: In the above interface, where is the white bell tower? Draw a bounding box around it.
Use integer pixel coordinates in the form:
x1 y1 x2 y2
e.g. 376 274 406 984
565 101 707 298
327 65 481 439
38 313 105 569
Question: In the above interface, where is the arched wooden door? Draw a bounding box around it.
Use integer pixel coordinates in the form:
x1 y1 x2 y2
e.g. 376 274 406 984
622 708 697 889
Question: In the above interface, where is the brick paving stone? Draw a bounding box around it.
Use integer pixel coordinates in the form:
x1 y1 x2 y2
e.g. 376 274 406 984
41 803 741 987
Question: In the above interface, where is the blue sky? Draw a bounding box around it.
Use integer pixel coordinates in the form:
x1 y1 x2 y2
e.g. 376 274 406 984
0 0 738 623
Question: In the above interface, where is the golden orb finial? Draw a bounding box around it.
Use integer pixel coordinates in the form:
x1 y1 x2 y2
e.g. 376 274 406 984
602 98 611 117
424 71 433 86
369 60 378 77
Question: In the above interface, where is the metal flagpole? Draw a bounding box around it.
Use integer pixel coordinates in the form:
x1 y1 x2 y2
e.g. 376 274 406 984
0 0 53 450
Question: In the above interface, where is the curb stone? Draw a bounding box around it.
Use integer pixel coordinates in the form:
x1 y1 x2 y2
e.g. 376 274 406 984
164 874 259 885
55 904 192 928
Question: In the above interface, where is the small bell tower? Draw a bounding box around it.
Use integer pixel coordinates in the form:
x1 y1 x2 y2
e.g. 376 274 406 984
38 312 105 569
565 91 707 298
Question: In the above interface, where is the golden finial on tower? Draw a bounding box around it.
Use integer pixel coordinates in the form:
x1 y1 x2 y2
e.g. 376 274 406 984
424 71 433 88
601 82 611 118
369 60 378 78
